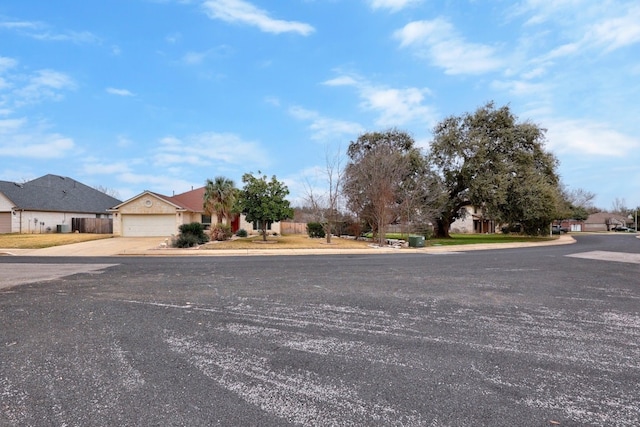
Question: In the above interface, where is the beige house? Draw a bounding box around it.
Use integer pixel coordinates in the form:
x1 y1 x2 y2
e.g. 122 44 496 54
450 205 498 234
110 187 281 237
583 212 631 232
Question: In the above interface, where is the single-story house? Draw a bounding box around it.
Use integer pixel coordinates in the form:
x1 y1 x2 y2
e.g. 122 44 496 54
109 187 282 237
583 212 632 232
0 174 121 234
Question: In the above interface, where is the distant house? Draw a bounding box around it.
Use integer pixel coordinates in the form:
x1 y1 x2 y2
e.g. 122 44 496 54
583 212 631 232
450 205 498 234
110 187 282 237
0 174 122 234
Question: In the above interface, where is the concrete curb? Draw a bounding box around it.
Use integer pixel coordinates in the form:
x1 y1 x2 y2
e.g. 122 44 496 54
0 235 576 257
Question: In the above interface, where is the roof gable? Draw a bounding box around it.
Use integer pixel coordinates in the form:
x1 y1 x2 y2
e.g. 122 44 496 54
585 212 628 224
166 187 205 212
110 191 183 210
0 174 121 213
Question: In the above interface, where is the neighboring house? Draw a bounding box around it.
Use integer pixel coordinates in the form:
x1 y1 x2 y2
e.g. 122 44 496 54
583 212 631 232
110 187 282 237
0 174 121 234
555 219 585 232
450 205 498 234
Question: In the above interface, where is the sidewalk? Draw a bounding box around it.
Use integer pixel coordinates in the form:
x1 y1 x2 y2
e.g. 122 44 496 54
0 234 576 257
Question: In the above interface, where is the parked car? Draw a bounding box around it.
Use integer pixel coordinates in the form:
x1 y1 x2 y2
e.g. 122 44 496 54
612 226 629 232
552 225 569 234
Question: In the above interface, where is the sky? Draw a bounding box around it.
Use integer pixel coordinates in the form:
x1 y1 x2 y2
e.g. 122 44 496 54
1 0 639 212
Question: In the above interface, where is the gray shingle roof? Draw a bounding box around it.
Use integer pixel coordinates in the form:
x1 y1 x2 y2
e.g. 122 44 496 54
0 174 122 214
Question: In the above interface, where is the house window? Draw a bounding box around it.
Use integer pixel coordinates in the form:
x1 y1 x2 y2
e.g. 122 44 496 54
253 221 272 230
202 215 212 225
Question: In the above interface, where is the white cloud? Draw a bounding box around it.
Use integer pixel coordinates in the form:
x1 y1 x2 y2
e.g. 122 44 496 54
394 18 505 75
289 106 364 141
155 132 269 167
322 73 437 128
106 87 135 97
118 171 195 198
80 160 133 176
511 2 640 55
0 56 18 72
202 0 315 35
323 75 359 87
116 135 133 147
0 20 41 30
0 118 27 134
490 79 549 97
13 69 76 106
362 86 434 127
544 118 640 156
165 32 182 44
30 30 101 44
0 64 77 159
587 5 640 52
264 96 281 107
0 19 100 44
368 0 423 12
78 159 198 198
182 50 208 65
0 117 75 158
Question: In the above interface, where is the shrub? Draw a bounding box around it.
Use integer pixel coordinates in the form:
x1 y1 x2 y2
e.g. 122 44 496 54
173 222 209 248
345 220 365 239
307 222 325 238
236 228 248 237
173 233 200 248
501 224 521 234
210 224 233 241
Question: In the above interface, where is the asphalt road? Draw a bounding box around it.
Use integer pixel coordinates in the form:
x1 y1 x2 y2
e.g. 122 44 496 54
1 234 639 426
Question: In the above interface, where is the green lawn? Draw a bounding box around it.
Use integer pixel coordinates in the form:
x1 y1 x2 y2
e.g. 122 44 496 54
429 233 555 246
365 232 555 246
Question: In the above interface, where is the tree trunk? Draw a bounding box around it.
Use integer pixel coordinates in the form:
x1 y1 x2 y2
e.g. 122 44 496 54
434 217 451 238
377 217 386 246
261 221 268 241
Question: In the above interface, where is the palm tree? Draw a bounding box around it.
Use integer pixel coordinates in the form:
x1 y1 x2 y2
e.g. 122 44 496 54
203 176 237 225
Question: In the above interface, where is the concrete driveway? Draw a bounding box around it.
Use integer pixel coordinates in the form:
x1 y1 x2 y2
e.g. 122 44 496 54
0 237 167 257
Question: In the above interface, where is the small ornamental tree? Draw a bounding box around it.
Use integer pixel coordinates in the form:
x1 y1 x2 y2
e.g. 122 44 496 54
236 172 294 241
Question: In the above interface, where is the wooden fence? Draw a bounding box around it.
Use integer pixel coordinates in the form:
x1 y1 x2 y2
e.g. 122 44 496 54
71 218 113 234
280 221 308 234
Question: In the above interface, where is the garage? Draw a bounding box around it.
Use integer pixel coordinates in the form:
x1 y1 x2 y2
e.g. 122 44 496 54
121 214 176 237
0 212 11 233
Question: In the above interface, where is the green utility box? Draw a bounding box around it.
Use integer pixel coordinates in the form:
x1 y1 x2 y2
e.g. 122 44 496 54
408 235 425 248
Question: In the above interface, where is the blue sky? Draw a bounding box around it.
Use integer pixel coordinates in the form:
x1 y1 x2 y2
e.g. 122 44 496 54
1 0 639 211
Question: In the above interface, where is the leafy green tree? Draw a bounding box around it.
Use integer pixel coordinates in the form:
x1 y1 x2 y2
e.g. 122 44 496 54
203 176 237 225
343 129 430 245
236 172 294 241
428 102 561 237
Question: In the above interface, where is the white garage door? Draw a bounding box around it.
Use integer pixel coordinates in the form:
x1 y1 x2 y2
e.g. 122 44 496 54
121 214 176 237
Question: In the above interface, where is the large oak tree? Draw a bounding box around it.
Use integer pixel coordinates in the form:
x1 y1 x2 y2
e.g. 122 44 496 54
428 102 561 237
